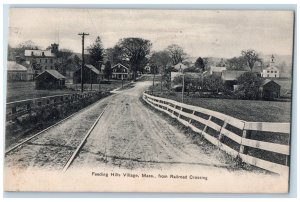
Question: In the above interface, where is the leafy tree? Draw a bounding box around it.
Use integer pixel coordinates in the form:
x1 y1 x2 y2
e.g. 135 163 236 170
195 57 205 71
236 72 263 100
227 56 247 70
88 36 105 70
117 37 152 81
166 44 187 65
241 49 262 72
203 74 224 93
104 61 112 81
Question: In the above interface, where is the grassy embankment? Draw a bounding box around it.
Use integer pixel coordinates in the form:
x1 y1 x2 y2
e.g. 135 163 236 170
6 80 130 103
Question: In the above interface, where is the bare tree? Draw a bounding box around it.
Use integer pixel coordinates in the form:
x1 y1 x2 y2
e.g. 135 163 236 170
166 44 187 65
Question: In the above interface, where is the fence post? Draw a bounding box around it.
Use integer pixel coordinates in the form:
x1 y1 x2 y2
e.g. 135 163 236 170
218 122 227 146
239 129 252 155
286 134 291 166
201 115 212 135
189 111 195 124
178 107 183 118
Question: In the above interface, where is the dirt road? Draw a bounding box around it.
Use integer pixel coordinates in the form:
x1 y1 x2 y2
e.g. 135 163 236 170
70 81 246 172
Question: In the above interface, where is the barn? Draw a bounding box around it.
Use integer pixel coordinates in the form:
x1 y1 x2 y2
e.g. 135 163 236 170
259 79 281 100
35 70 66 89
73 64 100 84
7 61 32 81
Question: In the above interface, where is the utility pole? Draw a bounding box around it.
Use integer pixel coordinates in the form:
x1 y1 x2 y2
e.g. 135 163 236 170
78 32 89 93
181 69 184 103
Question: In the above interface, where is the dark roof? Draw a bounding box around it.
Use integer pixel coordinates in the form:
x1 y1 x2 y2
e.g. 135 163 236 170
261 79 280 87
85 64 100 74
36 70 66 80
112 63 129 70
7 61 27 71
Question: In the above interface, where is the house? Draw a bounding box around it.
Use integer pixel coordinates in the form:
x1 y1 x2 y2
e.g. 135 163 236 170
144 65 151 74
35 70 66 89
259 79 281 100
261 55 280 78
7 61 28 81
210 66 227 76
221 70 247 90
174 62 188 72
73 64 100 84
24 43 60 75
111 63 130 80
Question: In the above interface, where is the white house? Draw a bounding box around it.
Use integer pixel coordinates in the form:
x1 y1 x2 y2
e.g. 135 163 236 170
174 62 188 72
261 55 280 78
111 63 130 80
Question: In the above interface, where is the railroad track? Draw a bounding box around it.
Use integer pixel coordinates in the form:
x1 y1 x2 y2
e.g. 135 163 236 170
62 104 109 172
5 97 111 172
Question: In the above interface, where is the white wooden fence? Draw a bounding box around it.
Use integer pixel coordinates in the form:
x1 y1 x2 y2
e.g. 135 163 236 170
143 92 291 175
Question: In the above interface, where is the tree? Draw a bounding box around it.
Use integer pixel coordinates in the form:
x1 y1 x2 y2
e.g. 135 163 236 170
227 56 247 70
195 57 205 71
88 36 105 70
117 37 152 81
166 44 187 65
104 61 112 81
241 49 261 72
9 40 39 60
56 49 73 75
236 72 263 100
203 75 224 93
106 46 128 66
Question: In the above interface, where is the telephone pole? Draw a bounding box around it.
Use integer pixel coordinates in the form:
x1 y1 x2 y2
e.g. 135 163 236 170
78 32 89 93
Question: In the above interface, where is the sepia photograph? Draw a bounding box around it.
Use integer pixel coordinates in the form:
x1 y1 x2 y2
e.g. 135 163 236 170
3 7 295 193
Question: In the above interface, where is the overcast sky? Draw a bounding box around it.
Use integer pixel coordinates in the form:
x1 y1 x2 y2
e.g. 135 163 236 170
8 8 294 58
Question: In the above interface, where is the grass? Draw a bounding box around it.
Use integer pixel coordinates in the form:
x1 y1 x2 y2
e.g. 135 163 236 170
150 84 291 122
146 84 291 169
6 80 130 103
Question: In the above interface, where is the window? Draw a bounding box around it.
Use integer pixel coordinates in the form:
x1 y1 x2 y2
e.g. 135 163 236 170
267 74 269 77
271 71 273 73
274 71 277 73
45 59 47 63
267 71 269 73
39 59 42 63
50 59 53 63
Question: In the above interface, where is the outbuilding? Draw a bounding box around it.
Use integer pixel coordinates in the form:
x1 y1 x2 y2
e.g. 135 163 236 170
259 79 281 100
35 70 66 89
73 64 100 84
7 61 35 81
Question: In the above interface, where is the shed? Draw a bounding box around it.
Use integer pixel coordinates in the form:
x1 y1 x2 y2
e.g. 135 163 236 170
259 79 281 100
7 61 29 81
35 70 66 89
73 64 100 84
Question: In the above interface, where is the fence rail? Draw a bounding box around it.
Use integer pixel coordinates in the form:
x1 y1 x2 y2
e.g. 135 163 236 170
143 92 290 175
